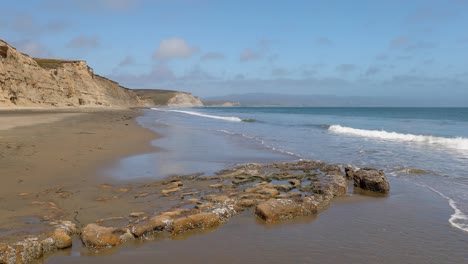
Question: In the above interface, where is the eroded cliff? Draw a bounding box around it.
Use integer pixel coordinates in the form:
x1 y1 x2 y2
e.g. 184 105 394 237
134 89 203 107
0 40 149 108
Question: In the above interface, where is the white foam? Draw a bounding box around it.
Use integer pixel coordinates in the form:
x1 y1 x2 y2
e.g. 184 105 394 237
329 125 468 151
151 108 242 122
423 186 468 233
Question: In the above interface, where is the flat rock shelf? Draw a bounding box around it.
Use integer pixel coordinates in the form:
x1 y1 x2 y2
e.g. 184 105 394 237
0 160 389 264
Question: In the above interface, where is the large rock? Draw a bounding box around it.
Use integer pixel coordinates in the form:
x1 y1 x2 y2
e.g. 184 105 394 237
353 168 390 194
131 215 172 237
323 174 348 198
81 224 134 248
172 213 221 234
255 198 317 222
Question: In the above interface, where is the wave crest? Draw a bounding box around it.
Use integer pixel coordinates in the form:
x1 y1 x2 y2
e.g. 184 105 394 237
328 125 468 151
151 108 243 122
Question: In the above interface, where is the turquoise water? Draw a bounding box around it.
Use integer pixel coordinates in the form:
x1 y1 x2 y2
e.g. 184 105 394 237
128 107 468 234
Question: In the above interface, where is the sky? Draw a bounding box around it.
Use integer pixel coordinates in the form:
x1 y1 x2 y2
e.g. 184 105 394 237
1 0 468 102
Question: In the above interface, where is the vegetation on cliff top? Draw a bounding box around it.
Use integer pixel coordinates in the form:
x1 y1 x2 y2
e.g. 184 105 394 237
32 58 82 69
134 89 183 105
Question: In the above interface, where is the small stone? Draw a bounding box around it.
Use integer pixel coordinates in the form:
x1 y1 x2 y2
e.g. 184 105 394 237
209 183 223 189
129 212 146 218
162 187 182 195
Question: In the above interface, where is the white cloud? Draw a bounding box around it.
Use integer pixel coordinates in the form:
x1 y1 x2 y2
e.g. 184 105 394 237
153 38 197 59
118 55 135 67
66 35 99 48
201 52 225 61
14 39 53 58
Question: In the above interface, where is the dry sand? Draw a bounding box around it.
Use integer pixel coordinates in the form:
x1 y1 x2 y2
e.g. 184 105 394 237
0 108 158 242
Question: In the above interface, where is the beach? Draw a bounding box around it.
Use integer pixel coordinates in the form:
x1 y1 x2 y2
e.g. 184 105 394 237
0 108 158 243
1 108 467 264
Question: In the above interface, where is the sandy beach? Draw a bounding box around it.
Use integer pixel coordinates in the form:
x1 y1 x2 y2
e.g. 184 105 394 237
0 108 158 243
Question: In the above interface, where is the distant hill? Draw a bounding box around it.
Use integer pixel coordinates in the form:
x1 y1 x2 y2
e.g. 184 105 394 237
203 93 466 107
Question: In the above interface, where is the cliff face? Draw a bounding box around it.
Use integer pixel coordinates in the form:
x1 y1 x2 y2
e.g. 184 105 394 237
134 89 204 107
167 93 203 107
0 40 148 108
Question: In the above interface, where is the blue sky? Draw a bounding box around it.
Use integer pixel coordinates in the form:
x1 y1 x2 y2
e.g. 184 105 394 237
1 0 468 100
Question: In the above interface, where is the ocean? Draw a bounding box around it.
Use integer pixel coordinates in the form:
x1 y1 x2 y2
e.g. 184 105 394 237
123 107 468 235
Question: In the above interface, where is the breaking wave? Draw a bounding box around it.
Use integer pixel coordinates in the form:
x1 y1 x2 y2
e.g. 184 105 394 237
151 108 252 122
328 125 468 151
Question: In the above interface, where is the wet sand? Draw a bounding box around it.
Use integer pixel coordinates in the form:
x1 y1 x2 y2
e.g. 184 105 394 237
0 108 158 243
46 179 468 264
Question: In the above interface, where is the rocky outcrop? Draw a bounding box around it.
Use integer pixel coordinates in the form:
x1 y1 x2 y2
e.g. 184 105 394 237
134 89 203 107
1 161 390 263
0 40 150 108
346 167 390 194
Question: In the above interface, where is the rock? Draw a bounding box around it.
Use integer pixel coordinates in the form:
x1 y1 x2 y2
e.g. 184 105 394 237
167 181 183 189
172 213 221 234
53 228 72 249
162 186 182 195
288 179 301 187
129 212 146 218
245 182 280 198
81 224 134 248
277 192 302 199
353 168 390 194
209 183 223 189
238 199 257 207
160 209 190 218
255 198 317 222
41 237 56 253
303 195 330 212
344 166 356 180
321 164 343 175
324 174 348 197
205 194 230 203
3 238 43 264
273 184 295 192
195 202 215 211
131 215 172 237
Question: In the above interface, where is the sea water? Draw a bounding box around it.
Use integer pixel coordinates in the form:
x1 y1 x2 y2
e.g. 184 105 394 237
132 107 468 234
